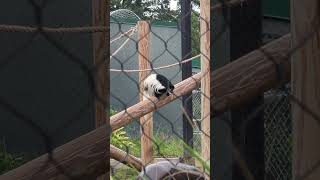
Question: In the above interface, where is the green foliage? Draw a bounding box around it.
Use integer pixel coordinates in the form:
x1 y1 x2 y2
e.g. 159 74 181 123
152 135 184 157
124 134 184 157
111 127 137 151
0 143 25 174
191 11 201 56
110 0 178 21
109 108 117 116
111 135 185 180
109 107 207 178
112 166 139 180
110 108 139 154
112 136 209 179
110 0 201 59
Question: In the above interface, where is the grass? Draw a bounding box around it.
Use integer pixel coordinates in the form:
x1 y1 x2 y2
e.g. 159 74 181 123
110 108 185 158
114 134 185 158
111 133 186 180
111 166 140 180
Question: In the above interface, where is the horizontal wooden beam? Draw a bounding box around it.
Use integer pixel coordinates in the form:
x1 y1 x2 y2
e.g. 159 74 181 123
110 145 142 171
211 34 291 114
1 34 291 179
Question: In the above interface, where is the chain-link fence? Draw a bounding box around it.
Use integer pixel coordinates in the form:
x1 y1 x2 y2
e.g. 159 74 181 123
264 85 292 180
0 0 320 180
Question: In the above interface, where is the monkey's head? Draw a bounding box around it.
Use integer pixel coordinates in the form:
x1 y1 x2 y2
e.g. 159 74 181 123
144 74 175 100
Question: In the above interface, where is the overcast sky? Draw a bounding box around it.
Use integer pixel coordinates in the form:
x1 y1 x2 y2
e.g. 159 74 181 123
170 0 178 10
170 0 200 12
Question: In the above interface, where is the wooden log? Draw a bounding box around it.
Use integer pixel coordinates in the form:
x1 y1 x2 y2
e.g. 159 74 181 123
211 34 291 114
0 126 107 180
137 21 153 166
291 1 320 179
200 0 211 164
111 34 291 131
1 34 291 180
110 145 142 171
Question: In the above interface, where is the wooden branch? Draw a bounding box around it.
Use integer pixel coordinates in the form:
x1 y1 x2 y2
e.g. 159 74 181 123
200 0 211 164
110 145 142 171
292 1 320 179
0 126 107 180
1 34 291 180
137 21 153 166
111 34 291 131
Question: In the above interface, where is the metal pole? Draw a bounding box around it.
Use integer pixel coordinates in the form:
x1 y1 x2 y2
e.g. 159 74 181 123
181 0 193 162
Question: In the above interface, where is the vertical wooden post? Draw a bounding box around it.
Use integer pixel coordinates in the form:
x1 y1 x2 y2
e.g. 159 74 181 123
292 1 320 180
181 0 194 163
230 1 263 180
138 21 153 166
92 0 109 179
92 0 108 128
200 0 211 166
210 0 232 179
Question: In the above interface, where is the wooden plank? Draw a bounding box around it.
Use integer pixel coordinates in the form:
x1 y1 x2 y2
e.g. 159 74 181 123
200 0 211 166
137 21 153 166
291 1 320 179
1 34 291 180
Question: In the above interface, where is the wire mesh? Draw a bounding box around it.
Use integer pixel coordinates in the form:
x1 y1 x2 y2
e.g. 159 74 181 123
264 85 292 180
0 0 319 180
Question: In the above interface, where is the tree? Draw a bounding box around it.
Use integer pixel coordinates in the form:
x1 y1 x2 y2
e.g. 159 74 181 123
110 0 153 19
191 11 200 56
148 0 179 21
110 0 200 56
110 0 177 21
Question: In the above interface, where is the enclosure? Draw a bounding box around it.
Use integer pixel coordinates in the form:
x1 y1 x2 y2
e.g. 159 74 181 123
0 0 319 180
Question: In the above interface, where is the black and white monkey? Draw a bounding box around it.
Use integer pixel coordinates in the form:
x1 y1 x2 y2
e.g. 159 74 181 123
143 73 175 100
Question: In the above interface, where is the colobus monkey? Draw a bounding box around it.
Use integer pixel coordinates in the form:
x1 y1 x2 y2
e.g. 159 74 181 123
143 73 174 100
